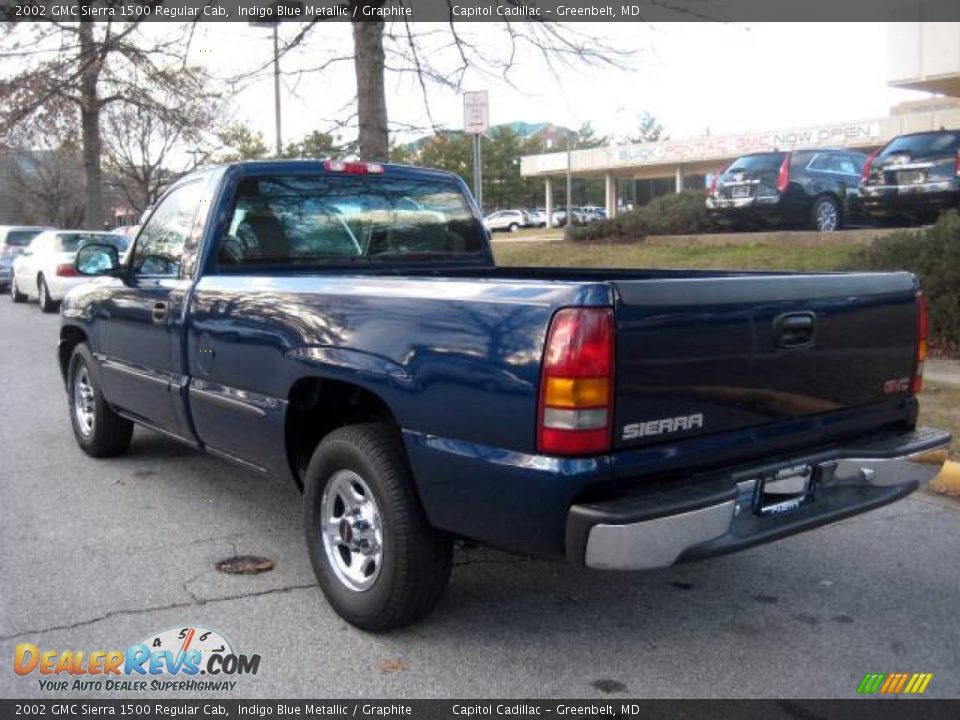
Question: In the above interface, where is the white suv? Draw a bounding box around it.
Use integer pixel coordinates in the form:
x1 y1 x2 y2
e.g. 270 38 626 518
483 210 527 233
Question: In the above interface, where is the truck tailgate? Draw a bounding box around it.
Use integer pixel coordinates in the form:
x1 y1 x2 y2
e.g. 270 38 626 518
612 272 919 450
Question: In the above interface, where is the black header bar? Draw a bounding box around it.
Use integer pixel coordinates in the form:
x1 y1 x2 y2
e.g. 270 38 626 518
3 0 960 22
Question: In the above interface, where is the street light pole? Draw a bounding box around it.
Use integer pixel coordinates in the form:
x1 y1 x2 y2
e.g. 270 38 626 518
272 23 282 157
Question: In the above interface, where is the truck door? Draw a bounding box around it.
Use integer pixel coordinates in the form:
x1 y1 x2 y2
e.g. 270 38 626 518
95 180 206 439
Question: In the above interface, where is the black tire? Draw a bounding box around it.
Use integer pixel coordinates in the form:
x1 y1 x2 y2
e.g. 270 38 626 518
304 423 452 631
38 275 57 313
508 223 519 233
67 343 134 458
10 277 26 303
810 195 841 232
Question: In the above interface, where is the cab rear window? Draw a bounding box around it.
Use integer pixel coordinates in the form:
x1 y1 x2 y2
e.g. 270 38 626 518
215 174 486 269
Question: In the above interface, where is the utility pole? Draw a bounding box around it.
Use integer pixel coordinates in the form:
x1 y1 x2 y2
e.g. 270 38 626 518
272 23 282 157
250 17 285 157
566 132 572 225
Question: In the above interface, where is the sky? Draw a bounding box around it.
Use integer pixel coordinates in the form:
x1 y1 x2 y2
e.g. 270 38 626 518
187 21 927 149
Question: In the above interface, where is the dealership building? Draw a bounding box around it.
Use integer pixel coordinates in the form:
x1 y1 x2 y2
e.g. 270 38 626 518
521 20 960 223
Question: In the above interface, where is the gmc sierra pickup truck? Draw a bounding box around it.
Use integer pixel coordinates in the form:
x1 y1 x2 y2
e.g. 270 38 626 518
59 160 950 631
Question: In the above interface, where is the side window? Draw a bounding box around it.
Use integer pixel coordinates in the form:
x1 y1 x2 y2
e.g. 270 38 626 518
807 154 830 172
131 182 204 278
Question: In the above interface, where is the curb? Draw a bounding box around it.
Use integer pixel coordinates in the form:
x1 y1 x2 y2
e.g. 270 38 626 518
930 460 960 497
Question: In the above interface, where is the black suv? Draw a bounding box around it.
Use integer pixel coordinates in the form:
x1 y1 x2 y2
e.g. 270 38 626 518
706 148 869 231
860 130 960 223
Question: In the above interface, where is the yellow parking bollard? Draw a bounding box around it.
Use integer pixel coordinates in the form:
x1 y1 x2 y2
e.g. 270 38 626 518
930 460 960 496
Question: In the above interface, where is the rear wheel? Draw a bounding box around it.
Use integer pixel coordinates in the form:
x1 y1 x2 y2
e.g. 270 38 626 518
304 423 452 631
811 196 841 232
38 275 57 313
10 277 26 303
68 344 134 457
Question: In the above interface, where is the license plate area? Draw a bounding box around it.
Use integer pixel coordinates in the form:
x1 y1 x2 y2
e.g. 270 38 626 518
754 464 814 517
731 185 751 198
897 170 924 185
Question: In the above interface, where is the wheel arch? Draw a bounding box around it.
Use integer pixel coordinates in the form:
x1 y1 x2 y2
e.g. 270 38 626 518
58 325 89 385
284 374 401 489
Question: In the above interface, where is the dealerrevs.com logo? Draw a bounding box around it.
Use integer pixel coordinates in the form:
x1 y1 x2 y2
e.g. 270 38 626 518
13 626 260 693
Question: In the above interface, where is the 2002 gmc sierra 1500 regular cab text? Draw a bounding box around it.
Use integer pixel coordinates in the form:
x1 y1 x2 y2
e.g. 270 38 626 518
58 160 950 631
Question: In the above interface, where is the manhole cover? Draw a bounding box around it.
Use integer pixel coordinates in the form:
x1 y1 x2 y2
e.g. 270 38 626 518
216 555 274 575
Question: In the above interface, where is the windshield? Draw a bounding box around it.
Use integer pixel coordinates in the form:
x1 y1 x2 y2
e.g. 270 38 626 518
217 174 486 269
880 133 960 161
55 233 128 253
724 153 786 174
5 229 44 247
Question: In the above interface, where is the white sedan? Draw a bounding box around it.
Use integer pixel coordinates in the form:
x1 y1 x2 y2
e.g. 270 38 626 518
10 230 129 312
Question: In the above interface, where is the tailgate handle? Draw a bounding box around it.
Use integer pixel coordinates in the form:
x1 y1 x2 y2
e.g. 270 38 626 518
774 312 815 349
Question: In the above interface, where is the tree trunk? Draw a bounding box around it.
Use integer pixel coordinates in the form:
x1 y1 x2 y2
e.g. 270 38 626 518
352 13 388 161
78 18 104 229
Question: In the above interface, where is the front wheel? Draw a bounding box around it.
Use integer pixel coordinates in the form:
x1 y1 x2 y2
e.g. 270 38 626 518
304 424 452 631
811 196 841 232
10 277 26 303
68 344 134 457
38 275 57 313
508 223 519 233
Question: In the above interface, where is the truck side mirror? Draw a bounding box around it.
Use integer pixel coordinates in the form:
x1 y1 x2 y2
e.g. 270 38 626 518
75 243 121 276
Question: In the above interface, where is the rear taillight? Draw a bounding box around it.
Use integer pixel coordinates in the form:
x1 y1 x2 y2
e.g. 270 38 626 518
537 307 614 456
323 160 385 174
912 292 928 395
776 153 791 193
56 263 79 277
955 151 959 177
861 148 881 185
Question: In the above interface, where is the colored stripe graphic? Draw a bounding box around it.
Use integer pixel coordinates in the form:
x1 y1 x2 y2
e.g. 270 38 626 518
857 674 885 694
858 672 932 694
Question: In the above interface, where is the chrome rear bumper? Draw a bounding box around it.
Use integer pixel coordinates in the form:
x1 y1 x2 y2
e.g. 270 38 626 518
570 427 951 571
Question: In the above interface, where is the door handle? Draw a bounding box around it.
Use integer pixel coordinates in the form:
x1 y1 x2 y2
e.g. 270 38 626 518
152 301 168 323
774 312 815 349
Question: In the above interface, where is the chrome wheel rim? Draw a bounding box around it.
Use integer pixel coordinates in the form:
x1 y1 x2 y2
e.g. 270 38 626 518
816 202 838 231
73 365 96 437
320 469 383 592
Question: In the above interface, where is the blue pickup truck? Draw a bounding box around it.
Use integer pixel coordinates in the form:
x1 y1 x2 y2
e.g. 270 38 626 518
60 160 950 631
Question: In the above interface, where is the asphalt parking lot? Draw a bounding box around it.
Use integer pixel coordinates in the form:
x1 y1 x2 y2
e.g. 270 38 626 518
1 296 959 700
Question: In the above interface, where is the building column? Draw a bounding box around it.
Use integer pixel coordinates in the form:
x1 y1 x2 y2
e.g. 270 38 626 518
675 166 684 193
604 173 616 219
544 178 554 227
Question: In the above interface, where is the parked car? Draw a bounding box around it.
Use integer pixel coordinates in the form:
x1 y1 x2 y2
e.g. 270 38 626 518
0 225 53 291
527 209 548 228
706 148 869 231
860 129 960 223
483 209 528 233
551 209 568 227
60 159 949 631
10 230 128 312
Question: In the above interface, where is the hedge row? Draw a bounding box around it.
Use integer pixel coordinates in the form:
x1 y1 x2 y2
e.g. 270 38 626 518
563 190 713 242
847 210 960 350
